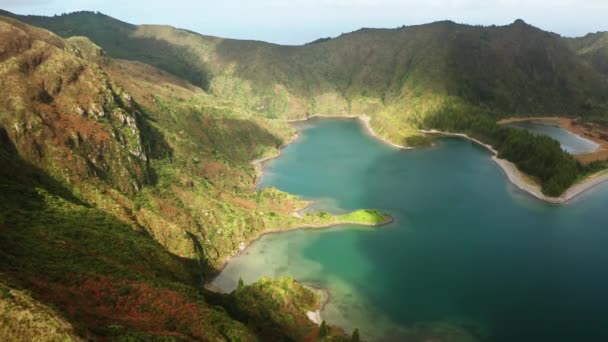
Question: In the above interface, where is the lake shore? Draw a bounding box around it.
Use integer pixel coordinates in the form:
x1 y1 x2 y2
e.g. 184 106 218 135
285 114 412 150
204 216 390 325
498 116 608 163
251 131 301 187
261 115 608 205
205 213 393 292
305 285 330 325
420 129 608 204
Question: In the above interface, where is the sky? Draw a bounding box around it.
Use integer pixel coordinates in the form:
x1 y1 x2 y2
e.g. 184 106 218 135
1 0 607 45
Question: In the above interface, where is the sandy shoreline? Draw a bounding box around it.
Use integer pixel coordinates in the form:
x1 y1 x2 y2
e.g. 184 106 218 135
420 129 608 204
305 285 330 325
257 115 608 207
211 115 608 326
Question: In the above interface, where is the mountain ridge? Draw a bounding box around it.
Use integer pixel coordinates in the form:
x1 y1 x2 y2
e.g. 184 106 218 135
1 10 608 341
4 9 607 125
0 15 366 341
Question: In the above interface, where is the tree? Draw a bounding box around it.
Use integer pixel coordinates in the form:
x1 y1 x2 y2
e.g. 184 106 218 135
318 320 328 338
351 328 361 342
237 277 244 289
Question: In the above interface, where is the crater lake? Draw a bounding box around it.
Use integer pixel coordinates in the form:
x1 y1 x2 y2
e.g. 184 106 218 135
213 118 608 341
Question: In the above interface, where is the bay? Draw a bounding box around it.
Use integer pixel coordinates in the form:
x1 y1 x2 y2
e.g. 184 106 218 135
213 118 608 341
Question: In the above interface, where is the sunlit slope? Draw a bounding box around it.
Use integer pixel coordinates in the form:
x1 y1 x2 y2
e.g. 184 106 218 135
0 15 357 341
4 10 607 123
564 31 608 81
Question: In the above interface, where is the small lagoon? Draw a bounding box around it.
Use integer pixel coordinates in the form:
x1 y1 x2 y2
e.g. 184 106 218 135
213 118 608 341
506 120 599 154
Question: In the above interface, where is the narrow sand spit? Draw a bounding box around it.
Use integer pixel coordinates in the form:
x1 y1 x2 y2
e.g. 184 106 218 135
256 116 608 208
207 116 608 330
421 129 608 204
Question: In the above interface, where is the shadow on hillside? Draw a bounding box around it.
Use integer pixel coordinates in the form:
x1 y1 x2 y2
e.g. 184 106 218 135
119 35 212 91
165 110 286 166
0 125 203 287
0 127 85 208
132 103 173 185
214 39 314 98
0 10 213 90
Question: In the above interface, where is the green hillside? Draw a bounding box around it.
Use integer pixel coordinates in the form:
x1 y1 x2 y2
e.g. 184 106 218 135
6 10 607 195
0 15 372 340
1 9 608 340
4 11 608 121
564 32 608 80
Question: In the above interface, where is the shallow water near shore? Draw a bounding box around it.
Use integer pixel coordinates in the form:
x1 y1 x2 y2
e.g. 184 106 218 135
506 120 599 154
213 118 608 341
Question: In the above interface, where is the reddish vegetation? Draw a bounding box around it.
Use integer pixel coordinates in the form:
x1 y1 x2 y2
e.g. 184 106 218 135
0 16 149 194
201 161 225 179
269 200 296 214
156 198 181 218
153 196 198 232
28 276 218 339
223 193 257 210
189 124 211 145
55 111 112 146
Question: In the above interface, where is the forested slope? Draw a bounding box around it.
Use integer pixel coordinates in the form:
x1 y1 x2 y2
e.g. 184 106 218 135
1 9 608 340
4 11 607 121
0 15 363 341
564 31 608 80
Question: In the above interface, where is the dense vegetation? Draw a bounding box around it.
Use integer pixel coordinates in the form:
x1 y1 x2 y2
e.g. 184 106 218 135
424 102 608 195
565 32 608 81
1 9 608 340
3 11 608 123
0 16 372 340
3 10 607 193
422 102 582 195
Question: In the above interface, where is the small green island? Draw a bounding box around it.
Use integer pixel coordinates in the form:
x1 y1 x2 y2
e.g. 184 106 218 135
2 6 608 342
292 209 393 228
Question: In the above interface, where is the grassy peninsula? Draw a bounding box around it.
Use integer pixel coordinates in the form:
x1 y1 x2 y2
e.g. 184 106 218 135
1 8 608 341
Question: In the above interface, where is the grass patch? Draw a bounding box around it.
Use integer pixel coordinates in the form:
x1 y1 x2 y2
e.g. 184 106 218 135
339 209 392 225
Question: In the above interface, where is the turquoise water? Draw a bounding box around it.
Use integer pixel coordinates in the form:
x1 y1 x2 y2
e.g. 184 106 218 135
213 118 608 341
507 120 599 154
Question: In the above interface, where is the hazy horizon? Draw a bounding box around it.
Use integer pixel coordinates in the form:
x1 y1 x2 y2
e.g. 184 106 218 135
1 0 607 45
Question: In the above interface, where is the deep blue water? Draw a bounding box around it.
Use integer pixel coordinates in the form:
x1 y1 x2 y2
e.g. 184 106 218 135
214 118 608 341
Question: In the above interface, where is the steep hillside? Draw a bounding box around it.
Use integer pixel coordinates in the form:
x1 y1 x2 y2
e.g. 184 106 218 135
0 280 81 341
564 32 608 80
1 10 608 340
4 11 607 122
0 16 150 194
5 10 607 196
0 16 369 341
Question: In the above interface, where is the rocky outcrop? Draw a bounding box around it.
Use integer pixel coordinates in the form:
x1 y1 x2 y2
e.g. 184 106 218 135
0 17 149 194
